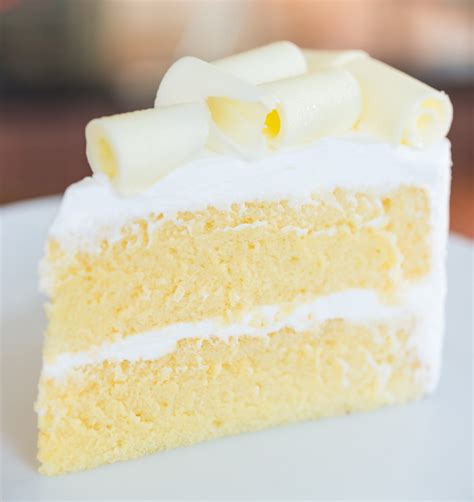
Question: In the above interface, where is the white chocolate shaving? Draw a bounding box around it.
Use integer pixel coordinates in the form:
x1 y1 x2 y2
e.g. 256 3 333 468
213 41 307 84
155 56 273 156
85 104 209 195
261 69 362 147
344 57 453 148
206 98 269 157
303 49 368 71
83 41 453 195
155 56 269 107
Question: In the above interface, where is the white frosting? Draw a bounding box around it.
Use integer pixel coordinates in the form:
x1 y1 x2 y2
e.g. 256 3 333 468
43 284 434 381
48 134 451 253
42 134 451 392
417 131 451 391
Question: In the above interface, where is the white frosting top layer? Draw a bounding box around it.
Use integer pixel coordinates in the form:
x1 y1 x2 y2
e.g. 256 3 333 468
42 283 434 381
49 134 451 251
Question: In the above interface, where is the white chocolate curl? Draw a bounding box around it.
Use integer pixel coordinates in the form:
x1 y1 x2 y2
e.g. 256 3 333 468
86 104 209 195
344 57 453 148
303 49 368 71
261 69 362 147
205 98 269 157
155 56 268 107
84 42 454 195
155 56 273 157
213 41 307 84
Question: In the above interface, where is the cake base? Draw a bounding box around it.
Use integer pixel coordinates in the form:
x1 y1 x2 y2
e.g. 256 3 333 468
37 317 427 475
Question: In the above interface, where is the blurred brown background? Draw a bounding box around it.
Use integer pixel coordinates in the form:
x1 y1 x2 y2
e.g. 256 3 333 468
1 0 473 236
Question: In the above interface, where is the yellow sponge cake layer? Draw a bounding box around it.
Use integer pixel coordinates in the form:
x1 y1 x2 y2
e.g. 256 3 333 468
37 135 451 475
42 186 430 358
37 317 424 475
36 38 454 477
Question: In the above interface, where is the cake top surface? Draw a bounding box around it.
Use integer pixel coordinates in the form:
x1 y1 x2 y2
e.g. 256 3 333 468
47 42 453 249
49 134 451 251
83 41 453 197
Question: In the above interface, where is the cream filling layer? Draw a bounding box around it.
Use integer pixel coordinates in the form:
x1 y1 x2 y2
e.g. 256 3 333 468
42 282 439 382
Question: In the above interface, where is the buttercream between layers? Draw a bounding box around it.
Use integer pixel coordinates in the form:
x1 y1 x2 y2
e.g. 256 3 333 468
42 280 442 387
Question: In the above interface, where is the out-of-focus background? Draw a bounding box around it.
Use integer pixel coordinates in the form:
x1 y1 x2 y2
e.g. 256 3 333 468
1 0 472 236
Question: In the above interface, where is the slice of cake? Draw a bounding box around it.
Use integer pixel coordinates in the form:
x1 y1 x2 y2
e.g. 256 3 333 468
36 42 452 475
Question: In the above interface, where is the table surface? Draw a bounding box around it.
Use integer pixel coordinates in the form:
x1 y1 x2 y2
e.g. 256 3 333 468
1 196 472 500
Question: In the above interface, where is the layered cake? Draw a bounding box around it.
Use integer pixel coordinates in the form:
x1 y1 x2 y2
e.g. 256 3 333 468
36 41 453 474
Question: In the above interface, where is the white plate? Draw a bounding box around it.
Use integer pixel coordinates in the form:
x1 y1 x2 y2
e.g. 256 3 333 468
1 196 472 500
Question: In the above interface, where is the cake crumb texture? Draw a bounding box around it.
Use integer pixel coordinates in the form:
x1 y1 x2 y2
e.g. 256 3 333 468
37 318 426 475
42 186 430 358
